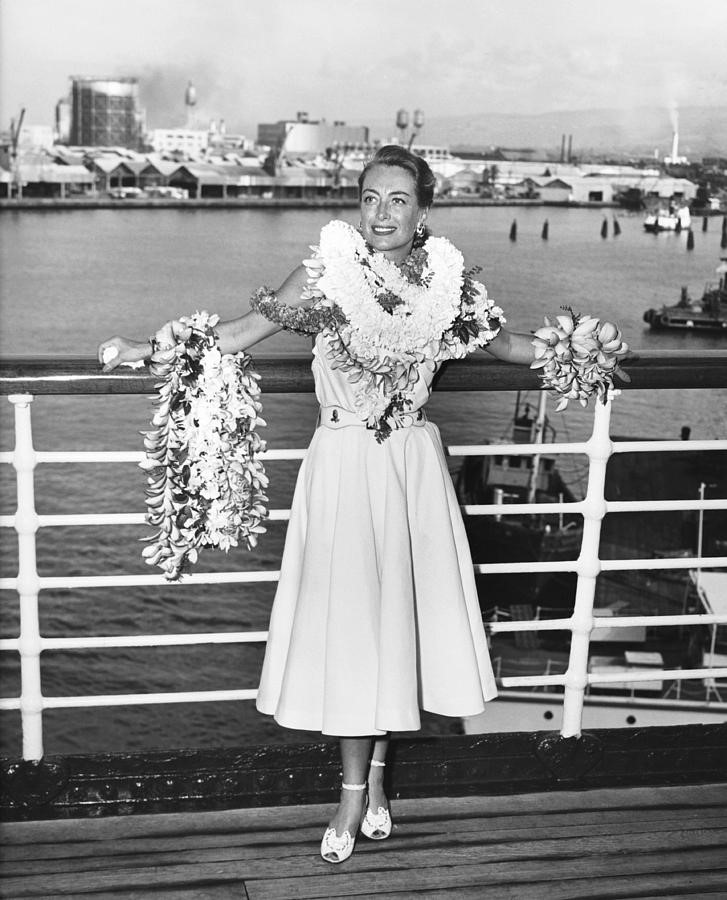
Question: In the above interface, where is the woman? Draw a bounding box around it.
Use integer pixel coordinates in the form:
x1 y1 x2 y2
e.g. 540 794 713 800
99 145 537 863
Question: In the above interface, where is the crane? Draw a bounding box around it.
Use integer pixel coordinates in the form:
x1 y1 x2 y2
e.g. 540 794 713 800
9 107 26 198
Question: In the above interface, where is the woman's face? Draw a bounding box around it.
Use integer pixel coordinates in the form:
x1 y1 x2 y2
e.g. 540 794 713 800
359 164 426 262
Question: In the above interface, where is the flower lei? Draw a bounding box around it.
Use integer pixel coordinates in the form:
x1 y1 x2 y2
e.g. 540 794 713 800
140 311 268 580
251 219 504 441
530 306 630 410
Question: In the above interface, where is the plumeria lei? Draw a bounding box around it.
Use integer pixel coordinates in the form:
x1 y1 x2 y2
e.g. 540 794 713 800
530 306 630 411
140 311 268 580
252 219 505 441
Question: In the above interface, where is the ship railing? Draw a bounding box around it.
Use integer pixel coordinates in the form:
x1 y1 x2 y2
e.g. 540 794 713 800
1 351 726 761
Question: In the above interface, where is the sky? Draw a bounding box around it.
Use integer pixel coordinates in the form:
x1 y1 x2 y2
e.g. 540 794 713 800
1 0 726 138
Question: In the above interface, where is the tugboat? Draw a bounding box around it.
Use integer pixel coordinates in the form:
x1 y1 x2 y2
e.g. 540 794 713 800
643 257 727 331
455 392 582 610
643 203 691 233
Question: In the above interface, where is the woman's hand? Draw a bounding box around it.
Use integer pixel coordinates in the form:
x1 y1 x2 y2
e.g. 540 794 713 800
97 336 150 372
152 319 193 350
97 321 193 372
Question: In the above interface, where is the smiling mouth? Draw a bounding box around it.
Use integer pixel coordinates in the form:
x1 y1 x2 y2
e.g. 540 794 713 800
371 226 397 235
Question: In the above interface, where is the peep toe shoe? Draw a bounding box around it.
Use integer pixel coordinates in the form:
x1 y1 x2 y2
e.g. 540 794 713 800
360 759 392 841
320 782 366 864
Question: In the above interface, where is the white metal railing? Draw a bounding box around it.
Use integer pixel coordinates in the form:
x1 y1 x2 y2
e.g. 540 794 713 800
1 388 727 760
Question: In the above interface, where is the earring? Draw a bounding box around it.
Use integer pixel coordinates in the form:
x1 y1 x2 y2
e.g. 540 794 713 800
415 221 425 237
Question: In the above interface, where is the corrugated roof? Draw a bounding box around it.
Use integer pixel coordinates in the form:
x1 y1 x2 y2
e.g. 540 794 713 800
448 168 480 183
124 160 147 175
179 165 228 184
277 167 330 186
17 164 94 184
89 158 128 174
541 178 573 189
140 161 183 177
177 164 273 185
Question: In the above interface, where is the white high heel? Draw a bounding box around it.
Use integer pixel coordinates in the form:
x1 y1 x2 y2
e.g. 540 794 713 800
320 782 366 864
361 759 392 841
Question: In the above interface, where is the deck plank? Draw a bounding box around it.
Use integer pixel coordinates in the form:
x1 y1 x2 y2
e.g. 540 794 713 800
5 781 726 845
4 833 727 897
4 795 727 865
5 821 727 885
4 783 727 854
355 874 727 900
24 890 245 900
7 804 726 861
2 815 726 878
1 783 726 899
243 849 727 900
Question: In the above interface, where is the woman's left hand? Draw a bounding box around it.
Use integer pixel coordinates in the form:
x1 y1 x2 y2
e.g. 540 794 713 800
97 336 150 372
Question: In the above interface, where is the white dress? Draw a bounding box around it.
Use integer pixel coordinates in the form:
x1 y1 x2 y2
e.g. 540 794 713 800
255 333 497 735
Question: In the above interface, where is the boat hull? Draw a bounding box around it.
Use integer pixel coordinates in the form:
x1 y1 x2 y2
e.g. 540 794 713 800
462 514 580 608
643 307 727 331
643 208 691 233
464 692 727 733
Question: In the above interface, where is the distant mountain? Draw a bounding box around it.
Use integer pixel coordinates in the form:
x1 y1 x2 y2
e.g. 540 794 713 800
369 106 727 159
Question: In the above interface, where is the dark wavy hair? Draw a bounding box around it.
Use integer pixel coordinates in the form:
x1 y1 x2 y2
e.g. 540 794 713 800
358 145 436 209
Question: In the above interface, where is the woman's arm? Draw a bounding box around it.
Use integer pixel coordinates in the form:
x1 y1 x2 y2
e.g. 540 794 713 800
98 265 310 371
483 326 534 366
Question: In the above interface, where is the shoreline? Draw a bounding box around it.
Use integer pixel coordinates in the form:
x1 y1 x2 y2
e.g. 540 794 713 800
0 196 620 212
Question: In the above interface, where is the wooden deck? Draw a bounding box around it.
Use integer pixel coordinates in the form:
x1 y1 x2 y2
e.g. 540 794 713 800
2 783 727 899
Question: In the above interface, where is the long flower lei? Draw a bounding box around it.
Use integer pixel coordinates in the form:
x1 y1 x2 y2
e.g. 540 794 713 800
531 306 630 410
140 311 268 580
251 219 505 441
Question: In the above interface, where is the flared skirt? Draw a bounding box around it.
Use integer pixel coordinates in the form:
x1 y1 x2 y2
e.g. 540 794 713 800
255 421 497 735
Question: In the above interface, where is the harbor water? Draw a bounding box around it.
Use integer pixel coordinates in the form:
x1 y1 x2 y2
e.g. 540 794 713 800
1 205 725 756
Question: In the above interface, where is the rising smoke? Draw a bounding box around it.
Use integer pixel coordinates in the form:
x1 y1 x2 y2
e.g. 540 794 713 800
135 62 244 131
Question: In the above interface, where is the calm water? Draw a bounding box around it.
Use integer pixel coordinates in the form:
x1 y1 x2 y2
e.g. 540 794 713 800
0 205 725 756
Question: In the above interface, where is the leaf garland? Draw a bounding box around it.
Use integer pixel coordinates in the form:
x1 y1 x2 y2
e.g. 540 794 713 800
140 311 268 580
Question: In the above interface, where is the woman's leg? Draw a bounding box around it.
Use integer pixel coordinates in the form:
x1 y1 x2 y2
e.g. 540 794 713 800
368 734 390 812
327 736 373 836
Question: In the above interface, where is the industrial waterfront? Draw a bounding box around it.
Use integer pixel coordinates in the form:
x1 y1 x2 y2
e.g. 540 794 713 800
2 12 727 894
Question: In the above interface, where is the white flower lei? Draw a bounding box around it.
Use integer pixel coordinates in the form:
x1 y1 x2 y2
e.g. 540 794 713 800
531 307 630 410
303 220 504 438
141 311 268 580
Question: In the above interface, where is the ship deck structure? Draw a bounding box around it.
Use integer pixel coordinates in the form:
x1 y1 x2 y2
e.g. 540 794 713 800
1 351 726 898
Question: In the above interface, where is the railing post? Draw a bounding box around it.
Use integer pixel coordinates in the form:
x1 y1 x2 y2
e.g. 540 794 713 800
561 398 614 738
9 394 44 760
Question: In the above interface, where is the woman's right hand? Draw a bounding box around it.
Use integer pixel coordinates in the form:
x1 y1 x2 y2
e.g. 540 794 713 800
97 321 193 371
97 336 150 372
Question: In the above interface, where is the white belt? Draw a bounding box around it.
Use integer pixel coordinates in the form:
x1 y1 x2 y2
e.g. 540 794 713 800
318 405 426 430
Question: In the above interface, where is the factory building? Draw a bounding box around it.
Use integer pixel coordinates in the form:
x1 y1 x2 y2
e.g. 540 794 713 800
148 129 210 156
69 77 144 149
258 113 369 156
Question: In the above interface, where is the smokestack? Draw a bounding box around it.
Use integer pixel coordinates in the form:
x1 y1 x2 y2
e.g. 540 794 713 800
668 106 680 162
560 134 566 163
567 134 573 163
